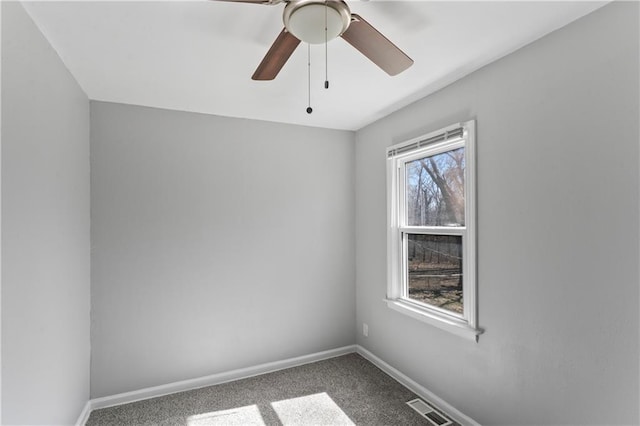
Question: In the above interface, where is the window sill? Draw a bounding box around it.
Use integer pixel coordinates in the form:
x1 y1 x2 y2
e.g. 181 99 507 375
384 299 483 342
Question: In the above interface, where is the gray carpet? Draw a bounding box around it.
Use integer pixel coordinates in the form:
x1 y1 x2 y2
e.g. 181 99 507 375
86 353 456 425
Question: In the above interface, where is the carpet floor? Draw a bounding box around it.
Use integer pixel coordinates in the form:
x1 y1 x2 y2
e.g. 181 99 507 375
86 353 455 425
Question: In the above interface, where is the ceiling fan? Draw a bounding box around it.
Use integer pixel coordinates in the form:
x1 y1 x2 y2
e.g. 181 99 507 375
212 0 414 80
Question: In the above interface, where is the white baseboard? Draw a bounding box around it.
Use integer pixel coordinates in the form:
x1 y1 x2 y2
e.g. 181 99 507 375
355 345 480 426
78 344 478 426
87 345 357 415
75 400 92 426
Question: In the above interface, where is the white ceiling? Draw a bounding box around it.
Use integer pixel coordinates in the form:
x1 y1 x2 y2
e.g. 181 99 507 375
22 1 608 131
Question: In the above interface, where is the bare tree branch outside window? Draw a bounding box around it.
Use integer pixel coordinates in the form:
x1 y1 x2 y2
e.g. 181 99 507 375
406 147 465 226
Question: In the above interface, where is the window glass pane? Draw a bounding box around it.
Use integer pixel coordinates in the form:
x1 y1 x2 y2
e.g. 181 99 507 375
407 234 463 315
406 147 465 226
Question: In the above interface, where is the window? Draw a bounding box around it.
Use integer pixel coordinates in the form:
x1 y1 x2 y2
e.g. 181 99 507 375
386 120 482 341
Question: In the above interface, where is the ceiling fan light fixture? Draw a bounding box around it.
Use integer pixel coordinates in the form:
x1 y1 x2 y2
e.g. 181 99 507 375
283 0 351 44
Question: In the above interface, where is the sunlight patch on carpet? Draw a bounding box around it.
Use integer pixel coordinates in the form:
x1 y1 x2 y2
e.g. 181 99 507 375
271 392 355 425
186 404 265 426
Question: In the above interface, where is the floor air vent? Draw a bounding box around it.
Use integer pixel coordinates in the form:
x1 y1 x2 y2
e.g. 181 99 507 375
406 398 453 426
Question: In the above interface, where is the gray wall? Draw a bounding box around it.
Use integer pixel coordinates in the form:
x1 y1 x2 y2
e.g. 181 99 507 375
355 3 639 425
90 102 355 398
1 2 91 424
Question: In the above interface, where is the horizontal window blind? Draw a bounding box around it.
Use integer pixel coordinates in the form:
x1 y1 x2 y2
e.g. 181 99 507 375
387 126 464 158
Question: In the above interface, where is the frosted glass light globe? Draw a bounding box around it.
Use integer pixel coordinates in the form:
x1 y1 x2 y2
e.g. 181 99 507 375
286 4 347 44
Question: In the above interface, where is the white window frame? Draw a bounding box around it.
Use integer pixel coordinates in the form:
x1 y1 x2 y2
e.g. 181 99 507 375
386 120 482 341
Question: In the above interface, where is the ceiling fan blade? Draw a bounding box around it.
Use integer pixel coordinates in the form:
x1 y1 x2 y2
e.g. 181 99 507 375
341 14 413 76
252 29 301 80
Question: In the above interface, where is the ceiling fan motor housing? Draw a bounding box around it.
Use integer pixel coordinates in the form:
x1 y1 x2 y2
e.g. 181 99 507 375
283 0 351 44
